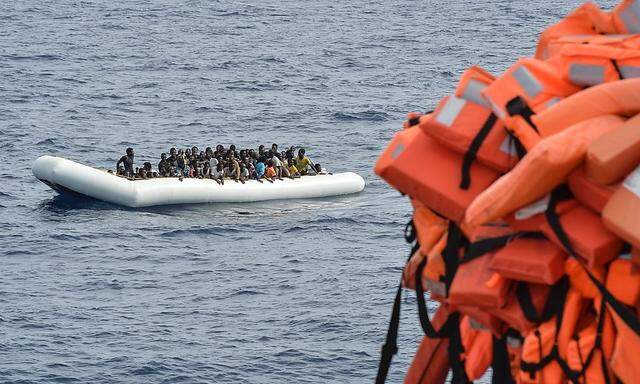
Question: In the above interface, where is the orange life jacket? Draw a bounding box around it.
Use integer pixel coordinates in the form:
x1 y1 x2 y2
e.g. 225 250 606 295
545 33 640 59
565 258 606 300
568 167 618 214
602 164 640 249
609 307 640 384
489 236 567 285
586 112 640 185
532 78 640 138
465 115 624 228
519 319 566 384
374 125 421 185
547 43 640 87
565 312 611 384
454 65 494 106
535 2 615 59
454 304 505 337
420 67 519 177
634 247 640 271
460 316 493 380
488 283 552 336
375 129 499 221
612 0 640 33
605 253 640 306
412 203 448 256
504 196 577 232
541 204 624 267
449 253 510 309
404 305 451 384
481 58 580 149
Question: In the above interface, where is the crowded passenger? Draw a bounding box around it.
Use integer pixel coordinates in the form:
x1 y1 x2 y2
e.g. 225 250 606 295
116 147 135 177
114 144 326 183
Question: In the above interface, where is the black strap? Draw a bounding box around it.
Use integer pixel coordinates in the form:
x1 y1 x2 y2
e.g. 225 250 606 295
515 276 568 324
611 59 623 80
408 116 421 127
447 312 473 384
404 219 417 243
459 113 498 190
375 221 420 384
491 335 516 384
459 231 543 265
442 222 468 294
415 257 455 338
505 96 539 133
544 187 640 336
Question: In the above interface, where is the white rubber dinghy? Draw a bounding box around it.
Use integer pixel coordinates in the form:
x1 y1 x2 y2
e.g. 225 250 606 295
33 156 365 207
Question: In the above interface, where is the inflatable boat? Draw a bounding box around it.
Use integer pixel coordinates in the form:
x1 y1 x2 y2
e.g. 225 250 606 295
32 156 365 207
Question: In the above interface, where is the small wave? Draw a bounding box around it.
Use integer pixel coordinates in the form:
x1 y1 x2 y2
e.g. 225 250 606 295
331 110 391 122
36 138 56 146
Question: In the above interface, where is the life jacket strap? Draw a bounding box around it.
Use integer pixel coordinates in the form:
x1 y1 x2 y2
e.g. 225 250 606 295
505 96 539 133
491 334 516 384
459 113 498 190
375 220 419 384
544 186 640 337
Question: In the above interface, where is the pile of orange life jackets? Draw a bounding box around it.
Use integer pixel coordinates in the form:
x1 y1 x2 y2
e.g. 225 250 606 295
374 1 640 383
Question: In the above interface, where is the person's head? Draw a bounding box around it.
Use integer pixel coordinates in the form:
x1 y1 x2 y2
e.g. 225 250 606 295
267 160 274 167
271 143 278 152
170 147 176 156
178 149 184 156
185 148 191 157
216 144 223 152
144 162 152 171
126 147 134 156
161 153 167 160
314 163 322 172
191 146 198 155
287 158 293 166
229 144 236 152
298 148 305 159
206 147 212 154
258 145 265 153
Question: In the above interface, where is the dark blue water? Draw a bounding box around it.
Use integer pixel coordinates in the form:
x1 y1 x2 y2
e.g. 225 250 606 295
0 1 618 383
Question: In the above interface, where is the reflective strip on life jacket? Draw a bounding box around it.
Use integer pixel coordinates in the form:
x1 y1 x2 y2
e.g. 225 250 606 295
613 0 640 33
421 94 516 177
569 63 605 86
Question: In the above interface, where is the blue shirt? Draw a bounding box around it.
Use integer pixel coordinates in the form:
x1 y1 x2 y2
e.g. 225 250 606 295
256 162 266 177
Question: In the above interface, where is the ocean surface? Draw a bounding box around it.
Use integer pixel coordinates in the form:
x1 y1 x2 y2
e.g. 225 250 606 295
0 1 619 383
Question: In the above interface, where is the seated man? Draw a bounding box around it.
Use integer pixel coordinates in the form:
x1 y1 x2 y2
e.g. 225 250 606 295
212 163 225 185
265 160 277 182
239 163 249 184
313 163 330 175
287 158 300 178
294 148 314 175
158 153 169 177
116 147 135 178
